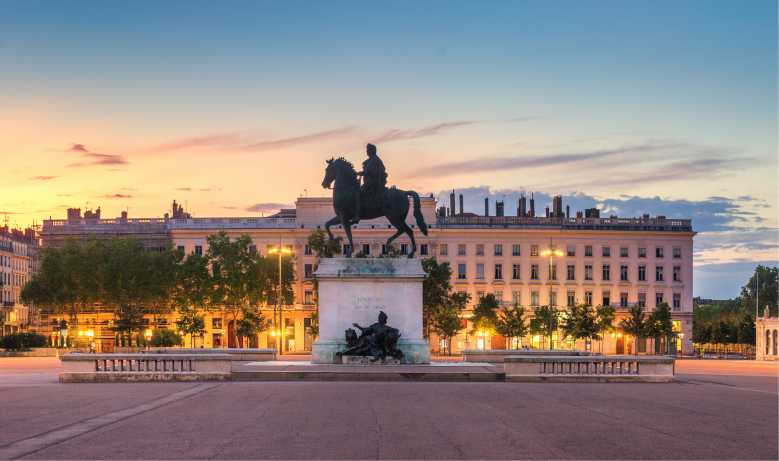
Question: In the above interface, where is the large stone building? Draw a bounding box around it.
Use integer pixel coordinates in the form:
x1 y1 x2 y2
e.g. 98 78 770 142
38 195 695 355
0 226 39 335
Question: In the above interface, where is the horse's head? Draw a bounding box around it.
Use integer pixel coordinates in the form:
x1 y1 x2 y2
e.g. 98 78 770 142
322 158 336 189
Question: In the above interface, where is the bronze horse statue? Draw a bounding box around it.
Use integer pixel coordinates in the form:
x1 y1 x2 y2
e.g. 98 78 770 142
321 157 428 258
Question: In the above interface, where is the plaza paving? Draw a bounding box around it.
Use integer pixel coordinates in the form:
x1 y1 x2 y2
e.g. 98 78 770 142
0 357 776 459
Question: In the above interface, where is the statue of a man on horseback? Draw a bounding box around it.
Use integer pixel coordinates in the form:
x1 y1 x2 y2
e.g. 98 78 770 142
321 144 428 258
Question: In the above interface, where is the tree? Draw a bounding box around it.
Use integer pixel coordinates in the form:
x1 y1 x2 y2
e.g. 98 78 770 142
561 304 598 350
432 303 464 355
740 265 778 317
422 258 452 339
530 305 559 349
470 293 500 336
176 307 206 348
236 307 269 348
495 304 529 349
308 311 319 339
595 305 616 353
149 329 183 347
307 229 341 258
620 305 647 355
646 303 674 354
172 252 212 347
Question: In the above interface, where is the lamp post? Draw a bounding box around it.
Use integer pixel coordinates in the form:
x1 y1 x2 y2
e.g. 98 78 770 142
268 245 292 355
540 241 563 349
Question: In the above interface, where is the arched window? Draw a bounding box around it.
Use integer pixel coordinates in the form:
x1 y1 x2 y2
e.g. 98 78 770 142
773 330 777 357
767 330 771 355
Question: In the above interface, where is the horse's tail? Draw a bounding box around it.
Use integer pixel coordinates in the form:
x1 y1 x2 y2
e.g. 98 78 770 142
406 190 429 236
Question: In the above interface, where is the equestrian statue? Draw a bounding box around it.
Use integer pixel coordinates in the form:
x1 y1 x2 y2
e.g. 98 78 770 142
321 143 428 258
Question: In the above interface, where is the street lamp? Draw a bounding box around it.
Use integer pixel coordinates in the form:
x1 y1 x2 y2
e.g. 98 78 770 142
540 242 563 349
268 245 292 355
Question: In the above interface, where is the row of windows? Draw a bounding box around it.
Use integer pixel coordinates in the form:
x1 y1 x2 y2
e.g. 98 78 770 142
1 272 27 287
455 263 683 283
440 243 683 259
475 289 683 310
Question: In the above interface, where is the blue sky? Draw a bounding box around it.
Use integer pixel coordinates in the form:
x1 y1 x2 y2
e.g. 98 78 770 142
1 0 777 298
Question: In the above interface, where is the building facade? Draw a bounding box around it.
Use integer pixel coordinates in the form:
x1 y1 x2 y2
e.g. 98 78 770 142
38 196 695 354
756 309 778 360
0 226 39 335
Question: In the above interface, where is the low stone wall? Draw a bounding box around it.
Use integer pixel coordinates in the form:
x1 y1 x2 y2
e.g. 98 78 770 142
0 347 71 357
504 355 674 382
144 347 276 361
463 349 593 363
59 353 232 383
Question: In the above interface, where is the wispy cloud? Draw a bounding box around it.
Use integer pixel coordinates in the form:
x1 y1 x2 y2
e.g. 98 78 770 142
30 175 57 181
244 127 355 151
370 121 478 144
151 133 244 152
100 193 132 199
66 143 128 167
245 202 292 213
176 186 218 192
151 127 356 153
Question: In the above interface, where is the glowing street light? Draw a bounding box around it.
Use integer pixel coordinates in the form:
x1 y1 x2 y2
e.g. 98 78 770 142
268 245 293 355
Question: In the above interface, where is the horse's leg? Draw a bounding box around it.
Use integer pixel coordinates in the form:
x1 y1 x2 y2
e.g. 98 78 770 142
403 222 417 258
384 227 404 254
343 216 355 257
324 216 340 242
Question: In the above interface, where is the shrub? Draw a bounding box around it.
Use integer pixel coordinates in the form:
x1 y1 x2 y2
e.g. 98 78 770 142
148 329 183 347
0 332 47 351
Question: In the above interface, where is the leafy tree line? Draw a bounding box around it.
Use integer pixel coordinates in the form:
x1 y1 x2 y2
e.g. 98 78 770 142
20 231 294 347
693 265 777 346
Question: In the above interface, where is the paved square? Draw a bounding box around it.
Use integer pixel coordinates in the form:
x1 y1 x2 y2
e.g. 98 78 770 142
0 358 776 459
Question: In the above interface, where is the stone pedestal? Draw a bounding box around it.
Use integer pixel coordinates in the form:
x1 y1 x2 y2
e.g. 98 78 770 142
311 258 431 364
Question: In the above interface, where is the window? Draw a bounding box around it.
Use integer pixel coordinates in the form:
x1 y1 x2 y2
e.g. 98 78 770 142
620 292 629 307
673 266 681 282
511 291 521 306
512 244 521 256
512 264 521 280
655 247 664 258
381 244 388 255
655 292 664 307
602 293 611 306
673 247 681 259
476 244 485 256
566 245 576 257
638 247 647 258
602 264 610 281
439 244 448 256
548 264 557 281
531 291 539 306
620 265 629 281
602 246 611 257
549 291 557 306
343 244 352 255
494 244 503 256
655 266 664 282
567 265 575 281
362 243 371 256
457 244 466 256
476 263 485 280
194 245 203 256
638 265 646 281
585 291 593 306
585 245 593 257
304 290 314 305
620 247 629 258
567 290 576 307
212 318 223 329
494 264 503 280
304 245 313 256
400 244 408 255
176 245 185 253
494 290 503 302
638 292 646 307
457 264 467 280
420 244 428 256
304 264 313 278
530 245 539 257
673 293 681 310
584 265 593 281
530 264 540 280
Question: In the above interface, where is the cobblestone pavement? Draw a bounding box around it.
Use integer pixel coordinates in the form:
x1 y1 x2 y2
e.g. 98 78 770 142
0 357 776 459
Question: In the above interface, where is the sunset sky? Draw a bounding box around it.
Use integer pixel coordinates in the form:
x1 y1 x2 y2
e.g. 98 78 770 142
1 1 776 298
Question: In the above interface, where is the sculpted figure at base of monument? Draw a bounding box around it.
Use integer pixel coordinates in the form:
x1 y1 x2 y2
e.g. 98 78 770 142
336 311 404 362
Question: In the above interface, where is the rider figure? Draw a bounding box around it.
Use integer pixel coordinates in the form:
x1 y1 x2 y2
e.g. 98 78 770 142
358 143 388 210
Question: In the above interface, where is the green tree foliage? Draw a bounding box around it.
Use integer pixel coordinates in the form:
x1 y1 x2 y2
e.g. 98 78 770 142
495 304 529 349
561 304 598 348
595 305 616 345
740 265 778 317
307 229 341 258
619 305 647 355
470 293 500 335
530 305 559 349
432 303 464 355
0 332 47 351
236 307 268 348
646 302 674 353
149 329 183 347
421 258 452 339
175 307 206 347
308 311 319 339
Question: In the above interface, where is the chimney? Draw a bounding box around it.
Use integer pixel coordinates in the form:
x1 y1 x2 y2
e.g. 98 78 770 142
437 206 447 218
449 190 456 217
566 205 570 219
120 211 128 222
585 208 601 219
576 211 583 219
484 197 489 217
545 206 549 218
552 195 563 218
496 201 504 217
459 194 464 216
518 195 527 217
67 208 82 223
529 193 535 217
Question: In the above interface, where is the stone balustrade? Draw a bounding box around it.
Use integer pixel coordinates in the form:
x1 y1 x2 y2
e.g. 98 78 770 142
504 355 674 382
59 353 232 382
143 347 276 361
464 349 592 363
